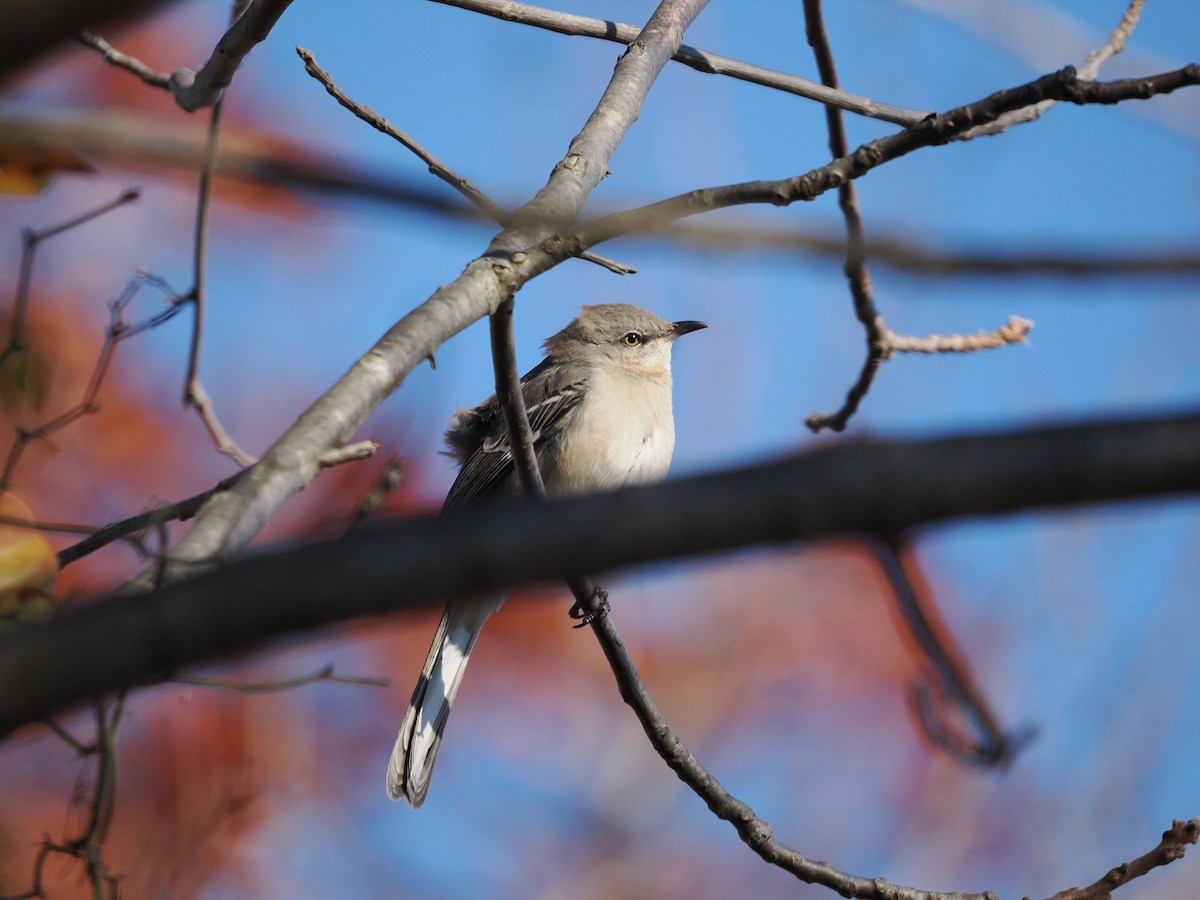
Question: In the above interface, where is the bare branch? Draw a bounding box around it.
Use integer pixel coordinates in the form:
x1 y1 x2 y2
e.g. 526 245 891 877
583 601 995 898
173 0 293 111
1 271 186 494
317 439 380 469
573 66 1200 249
1045 818 1200 900
180 90 255 467
174 664 389 693
79 0 294 112
346 458 406 530
3 189 140 370
121 0 709 592
959 0 1146 139
77 31 170 88
57 472 244 568
886 316 1034 354
430 0 929 127
801 0 888 434
296 46 634 276
2 409 1198 736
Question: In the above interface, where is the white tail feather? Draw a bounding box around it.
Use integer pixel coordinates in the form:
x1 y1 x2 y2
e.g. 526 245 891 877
387 594 506 806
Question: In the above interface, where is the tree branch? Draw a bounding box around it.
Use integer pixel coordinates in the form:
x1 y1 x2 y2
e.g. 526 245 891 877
801 0 887 433
1046 818 1200 900
2 409 1198 736
430 0 929 127
572 66 1200 249
121 0 709 593
296 46 633 275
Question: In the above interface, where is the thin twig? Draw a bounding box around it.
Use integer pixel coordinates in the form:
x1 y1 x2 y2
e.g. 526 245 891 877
1045 818 1200 900
801 0 887 434
174 664 389 693
959 0 1146 140
1 273 187 494
1 700 126 900
296 46 635 276
181 96 256 467
582 606 996 898
77 32 171 88
3 190 140 371
430 0 929 127
57 472 244 567
80 0 294 112
886 316 1034 354
316 439 379 469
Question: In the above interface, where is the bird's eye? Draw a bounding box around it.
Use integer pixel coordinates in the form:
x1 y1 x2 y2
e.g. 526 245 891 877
621 332 642 347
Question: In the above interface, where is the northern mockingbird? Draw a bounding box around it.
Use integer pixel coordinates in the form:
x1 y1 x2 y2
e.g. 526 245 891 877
387 303 706 807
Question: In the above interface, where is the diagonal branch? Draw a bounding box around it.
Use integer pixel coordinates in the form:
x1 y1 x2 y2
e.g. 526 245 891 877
122 0 709 593
572 66 1200 250
296 46 633 275
430 0 929 127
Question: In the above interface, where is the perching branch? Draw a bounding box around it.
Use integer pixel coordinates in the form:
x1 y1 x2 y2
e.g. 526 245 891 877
801 0 888 433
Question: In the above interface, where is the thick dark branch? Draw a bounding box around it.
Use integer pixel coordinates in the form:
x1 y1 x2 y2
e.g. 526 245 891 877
1 410 1197 735
574 66 1200 248
430 0 927 126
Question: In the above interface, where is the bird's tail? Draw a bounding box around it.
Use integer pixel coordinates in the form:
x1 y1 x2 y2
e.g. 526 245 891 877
387 595 504 807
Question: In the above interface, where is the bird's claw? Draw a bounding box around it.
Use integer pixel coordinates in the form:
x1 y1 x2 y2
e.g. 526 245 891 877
569 587 609 628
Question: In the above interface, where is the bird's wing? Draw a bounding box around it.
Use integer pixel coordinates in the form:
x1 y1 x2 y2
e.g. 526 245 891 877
442 357 587 512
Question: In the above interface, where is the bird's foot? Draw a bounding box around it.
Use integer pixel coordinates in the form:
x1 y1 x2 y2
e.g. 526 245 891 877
569 587 609 628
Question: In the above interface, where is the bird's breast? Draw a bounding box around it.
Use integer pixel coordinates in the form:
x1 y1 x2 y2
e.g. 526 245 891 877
550 370 675 495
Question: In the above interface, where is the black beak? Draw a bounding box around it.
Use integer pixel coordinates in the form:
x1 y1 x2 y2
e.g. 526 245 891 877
670 320 708 339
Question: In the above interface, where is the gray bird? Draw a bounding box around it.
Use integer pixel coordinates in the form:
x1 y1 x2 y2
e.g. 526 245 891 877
387 303 706 807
